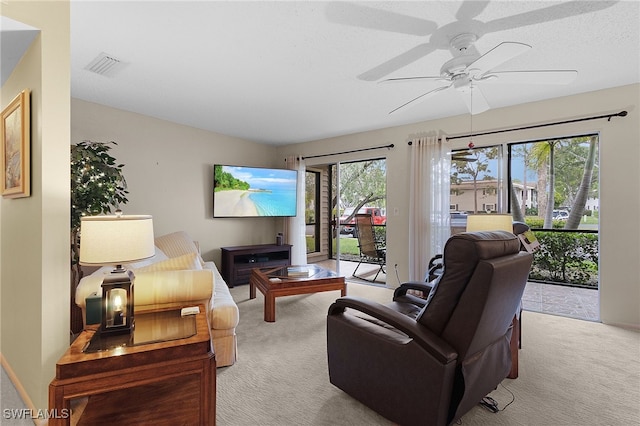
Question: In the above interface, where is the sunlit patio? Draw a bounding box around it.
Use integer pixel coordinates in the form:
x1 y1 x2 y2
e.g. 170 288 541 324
314 259 600 322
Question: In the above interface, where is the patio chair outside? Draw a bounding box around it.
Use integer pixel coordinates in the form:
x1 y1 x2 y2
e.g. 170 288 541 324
352 213 386 282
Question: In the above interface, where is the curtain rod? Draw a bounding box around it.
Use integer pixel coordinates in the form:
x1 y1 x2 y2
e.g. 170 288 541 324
298 143 394 160
444 110 628 141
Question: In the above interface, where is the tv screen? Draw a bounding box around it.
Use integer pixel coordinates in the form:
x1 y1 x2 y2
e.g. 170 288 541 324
213 165 298 217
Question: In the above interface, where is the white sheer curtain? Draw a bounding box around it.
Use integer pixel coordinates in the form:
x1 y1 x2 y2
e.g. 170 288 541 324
285 155 307 265
408 136 451 281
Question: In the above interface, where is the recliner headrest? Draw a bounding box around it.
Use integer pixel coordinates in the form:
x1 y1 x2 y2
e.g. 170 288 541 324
448 231 520 261
417 230 520 335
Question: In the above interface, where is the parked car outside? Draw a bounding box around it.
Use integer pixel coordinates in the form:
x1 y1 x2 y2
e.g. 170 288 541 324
553 209 570 221
340 207 386 235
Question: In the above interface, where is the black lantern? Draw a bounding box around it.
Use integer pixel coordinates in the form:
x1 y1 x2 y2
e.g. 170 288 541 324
101 270 135 335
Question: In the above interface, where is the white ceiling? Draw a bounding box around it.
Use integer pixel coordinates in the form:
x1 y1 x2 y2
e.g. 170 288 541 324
9 1 640 145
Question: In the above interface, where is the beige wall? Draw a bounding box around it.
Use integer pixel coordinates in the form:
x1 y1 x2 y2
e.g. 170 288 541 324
1 0 70 413
71 99 283 265
278 84 640 329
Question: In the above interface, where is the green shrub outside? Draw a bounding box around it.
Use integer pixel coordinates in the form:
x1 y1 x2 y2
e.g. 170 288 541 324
528 231 599 288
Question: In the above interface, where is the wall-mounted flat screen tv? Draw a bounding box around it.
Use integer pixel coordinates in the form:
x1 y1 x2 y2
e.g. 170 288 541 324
213 165 298 217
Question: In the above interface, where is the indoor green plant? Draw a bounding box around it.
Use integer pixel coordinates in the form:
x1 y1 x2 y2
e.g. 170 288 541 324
70 140 129 286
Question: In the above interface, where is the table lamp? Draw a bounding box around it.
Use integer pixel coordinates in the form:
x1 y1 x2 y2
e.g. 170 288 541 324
466 214 514 233
79 213 155 335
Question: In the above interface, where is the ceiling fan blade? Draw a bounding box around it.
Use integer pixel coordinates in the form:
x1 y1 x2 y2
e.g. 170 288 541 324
455 0 490 21
389 84 451 115
358 43 436 81
484 1 617 33
466 42 531 75
325 2 437 36
459 85 490 115
480 70 578 85
379 75 448 84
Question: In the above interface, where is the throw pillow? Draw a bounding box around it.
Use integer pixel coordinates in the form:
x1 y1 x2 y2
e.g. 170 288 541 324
133 252 202 273
154 231 205 267
154 231 198 257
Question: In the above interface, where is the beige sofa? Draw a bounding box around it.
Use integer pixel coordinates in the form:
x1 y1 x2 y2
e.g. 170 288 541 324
75 231 239 367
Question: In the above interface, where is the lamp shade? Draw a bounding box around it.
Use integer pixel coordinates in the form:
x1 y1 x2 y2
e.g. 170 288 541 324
79 214 155 266
466 214 513 233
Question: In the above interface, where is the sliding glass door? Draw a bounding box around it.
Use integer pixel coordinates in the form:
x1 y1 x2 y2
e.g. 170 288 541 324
330 158 387 283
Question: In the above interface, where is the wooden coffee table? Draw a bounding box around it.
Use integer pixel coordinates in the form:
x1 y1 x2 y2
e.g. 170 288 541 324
49 305 215 425
250 264 346 322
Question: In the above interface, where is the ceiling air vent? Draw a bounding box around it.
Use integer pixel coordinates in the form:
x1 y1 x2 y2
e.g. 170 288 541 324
85 52 127 77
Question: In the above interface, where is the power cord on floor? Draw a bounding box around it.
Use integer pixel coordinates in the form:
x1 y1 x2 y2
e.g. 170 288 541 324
454 382 516 424
499 383 516 411
479 383 516 414
453 382 518 424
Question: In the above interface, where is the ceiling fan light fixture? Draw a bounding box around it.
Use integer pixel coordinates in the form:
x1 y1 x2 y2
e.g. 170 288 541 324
449 33 478 54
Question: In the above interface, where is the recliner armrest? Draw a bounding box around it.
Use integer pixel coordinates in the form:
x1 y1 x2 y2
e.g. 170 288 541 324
328 296 457 364
392 281 435 307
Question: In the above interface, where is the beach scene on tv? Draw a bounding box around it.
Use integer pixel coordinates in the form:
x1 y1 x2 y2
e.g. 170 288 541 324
214 165 298 217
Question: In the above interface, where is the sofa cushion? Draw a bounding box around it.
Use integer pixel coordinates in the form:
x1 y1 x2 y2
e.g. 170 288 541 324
133 252 202 273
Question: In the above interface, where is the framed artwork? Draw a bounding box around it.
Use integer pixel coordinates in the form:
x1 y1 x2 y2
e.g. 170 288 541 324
1 89 30 198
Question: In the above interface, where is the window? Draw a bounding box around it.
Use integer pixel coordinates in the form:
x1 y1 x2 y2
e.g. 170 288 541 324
450 145 503 214
507 135 599 230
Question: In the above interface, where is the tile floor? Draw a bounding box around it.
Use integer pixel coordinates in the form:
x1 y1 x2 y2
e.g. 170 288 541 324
318 259 600 322
522 281 599 322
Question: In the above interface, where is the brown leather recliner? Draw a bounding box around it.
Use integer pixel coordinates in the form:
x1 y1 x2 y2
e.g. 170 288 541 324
326 231 533 426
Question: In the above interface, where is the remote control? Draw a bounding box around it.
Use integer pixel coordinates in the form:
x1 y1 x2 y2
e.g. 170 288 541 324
181 306 200 316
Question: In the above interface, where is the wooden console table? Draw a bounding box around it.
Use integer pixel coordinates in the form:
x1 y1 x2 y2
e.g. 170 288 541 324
49 305 215 425
221 243 292 287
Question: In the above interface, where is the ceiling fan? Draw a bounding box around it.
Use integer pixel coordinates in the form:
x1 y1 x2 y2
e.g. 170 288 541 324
326 1 616 82
383 33 578 115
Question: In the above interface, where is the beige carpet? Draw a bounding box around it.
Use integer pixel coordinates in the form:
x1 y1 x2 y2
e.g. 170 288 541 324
218 282 640 426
